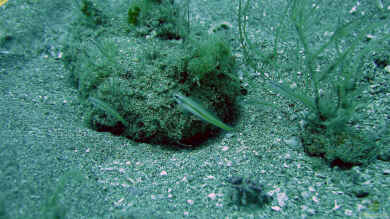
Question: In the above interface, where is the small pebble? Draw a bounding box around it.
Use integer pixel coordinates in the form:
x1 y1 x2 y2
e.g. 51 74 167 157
385 65 390 73
284 136 300 147
208 193 217 200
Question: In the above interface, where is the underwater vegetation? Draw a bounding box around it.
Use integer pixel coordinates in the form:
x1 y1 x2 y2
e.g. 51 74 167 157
127 0 187 40
173 92 233 131
186 33 238 84
62 0 240 146
238 0 390 166
73 0 108 27
63 0 388 163
88 96 130 128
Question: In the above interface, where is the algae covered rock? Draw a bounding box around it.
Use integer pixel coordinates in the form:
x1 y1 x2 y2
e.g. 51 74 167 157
301 121 379 167
62 0 240 146
127 0 187 40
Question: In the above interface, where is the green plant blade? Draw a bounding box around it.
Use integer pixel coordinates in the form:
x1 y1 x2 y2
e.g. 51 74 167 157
173 92 233 131
268 81 316 112
88 96 129 127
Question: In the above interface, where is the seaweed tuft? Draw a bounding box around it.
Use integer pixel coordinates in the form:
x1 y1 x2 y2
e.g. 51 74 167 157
126 0 187 40
238 0 390 166
62 0 240 146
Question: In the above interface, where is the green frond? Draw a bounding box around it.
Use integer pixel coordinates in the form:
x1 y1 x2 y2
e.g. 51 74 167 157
268 81 316 112
173 92 233 131
88 97 129 127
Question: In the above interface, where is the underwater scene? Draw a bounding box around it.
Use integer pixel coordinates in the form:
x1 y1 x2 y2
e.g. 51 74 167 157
0 0 389 218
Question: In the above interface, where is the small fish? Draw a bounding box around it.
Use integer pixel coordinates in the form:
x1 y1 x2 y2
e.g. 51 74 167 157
173 92 233 131
0 0 8 7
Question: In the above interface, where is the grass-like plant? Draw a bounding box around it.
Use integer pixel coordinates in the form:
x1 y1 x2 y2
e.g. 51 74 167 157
173 92 233 131
238 0 389 166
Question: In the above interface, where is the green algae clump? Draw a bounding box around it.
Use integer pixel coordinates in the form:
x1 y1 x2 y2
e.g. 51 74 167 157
62 0 240 146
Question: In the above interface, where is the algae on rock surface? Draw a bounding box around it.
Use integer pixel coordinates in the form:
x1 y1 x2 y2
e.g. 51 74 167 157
127 0 188 40
62 0 240 146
